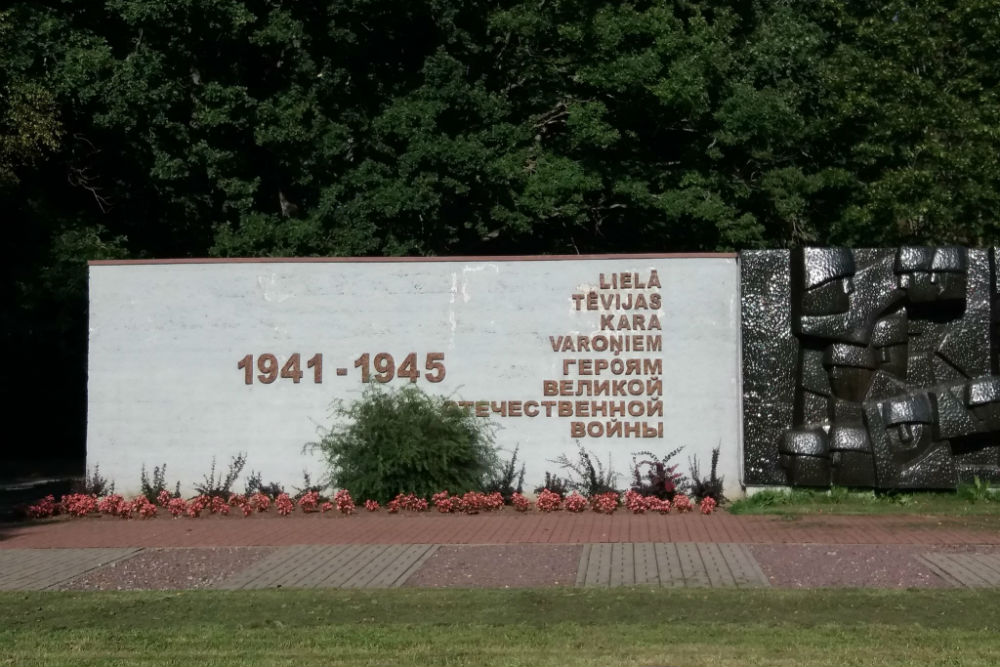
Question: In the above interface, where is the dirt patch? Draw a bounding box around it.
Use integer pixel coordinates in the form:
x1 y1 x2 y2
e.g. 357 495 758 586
405 544 582 588
58 546 275 590
747 544 1000 588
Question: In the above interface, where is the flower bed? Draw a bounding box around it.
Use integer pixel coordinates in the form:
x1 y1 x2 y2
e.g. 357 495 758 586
22 487 719 521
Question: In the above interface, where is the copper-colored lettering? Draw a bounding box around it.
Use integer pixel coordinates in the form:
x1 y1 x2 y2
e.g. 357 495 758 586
237 354 253 385
543 380 558 396
570 421 586 437
508 401 523 417
280 353 304 383
641 422 664 438
524 401 539 417
648 269 661 289
307 354 324 382
397 352 419 383
354 353 370 382
425 352 446 383
373 352 395 382
257 353 279 384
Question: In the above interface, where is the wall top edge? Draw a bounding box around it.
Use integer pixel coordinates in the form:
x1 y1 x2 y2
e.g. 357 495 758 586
88 252 739 266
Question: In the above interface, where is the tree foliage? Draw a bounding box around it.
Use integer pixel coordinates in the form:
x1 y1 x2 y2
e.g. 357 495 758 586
3 0 1000 462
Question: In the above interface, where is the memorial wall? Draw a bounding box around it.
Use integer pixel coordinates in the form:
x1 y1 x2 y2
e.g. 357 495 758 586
87 255 742 496
89 248 1000 496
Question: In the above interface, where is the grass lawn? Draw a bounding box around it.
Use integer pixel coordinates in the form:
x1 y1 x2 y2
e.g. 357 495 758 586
728 483 1000 518
1 588 999 666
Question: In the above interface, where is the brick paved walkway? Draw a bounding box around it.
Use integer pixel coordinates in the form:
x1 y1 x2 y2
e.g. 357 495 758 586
1 513 998 591
2 512 997 549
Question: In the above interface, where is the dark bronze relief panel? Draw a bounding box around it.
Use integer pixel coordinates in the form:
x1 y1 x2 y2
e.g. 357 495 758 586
742 248 1000 489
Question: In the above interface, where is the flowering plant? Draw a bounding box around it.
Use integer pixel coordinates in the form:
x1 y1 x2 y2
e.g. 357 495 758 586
131 495 158 518
98 494 126 516
275 492 295 516
210 496 230 515
364 499 381 512
590 491 619 514
386 492 428 513
431 490 455 513
673 493 693 513
563 492 588 513
535 489 562 512
700 496 717 515
320 501 334 513
623 489 649 514
61 493 98 517
511 492 531 512
298 490 321 513
334 489 356 515
26 494 58 519
647 497 671 514
166 497 188 517
249 492 270 513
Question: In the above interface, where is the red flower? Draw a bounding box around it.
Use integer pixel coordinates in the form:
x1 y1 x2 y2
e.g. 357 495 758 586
564 492 588 513
511 493 531 512
535 489 562 512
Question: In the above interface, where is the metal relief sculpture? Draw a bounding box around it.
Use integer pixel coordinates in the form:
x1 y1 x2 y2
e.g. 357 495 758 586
741 247 1000 489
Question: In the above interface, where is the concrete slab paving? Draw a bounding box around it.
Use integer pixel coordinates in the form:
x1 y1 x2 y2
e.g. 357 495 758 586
575 543 769 588
0 548 140 590
917 552 1000 588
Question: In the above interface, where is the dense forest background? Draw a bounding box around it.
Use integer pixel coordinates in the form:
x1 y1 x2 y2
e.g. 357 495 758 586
3 0 999 471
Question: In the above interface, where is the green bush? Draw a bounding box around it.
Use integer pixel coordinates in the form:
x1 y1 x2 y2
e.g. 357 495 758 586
309 384 499 504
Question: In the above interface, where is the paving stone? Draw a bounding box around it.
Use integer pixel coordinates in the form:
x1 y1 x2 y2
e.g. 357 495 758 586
918 553 1000 588
576 543 769 588
0 548 140 590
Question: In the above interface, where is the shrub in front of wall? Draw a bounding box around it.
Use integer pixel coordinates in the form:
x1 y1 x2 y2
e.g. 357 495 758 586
309 384 499 504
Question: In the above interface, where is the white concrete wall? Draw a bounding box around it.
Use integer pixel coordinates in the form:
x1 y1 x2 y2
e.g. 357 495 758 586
87 256 742 498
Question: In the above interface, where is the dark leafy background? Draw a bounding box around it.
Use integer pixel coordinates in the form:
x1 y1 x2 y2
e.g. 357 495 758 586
3 0 998 469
